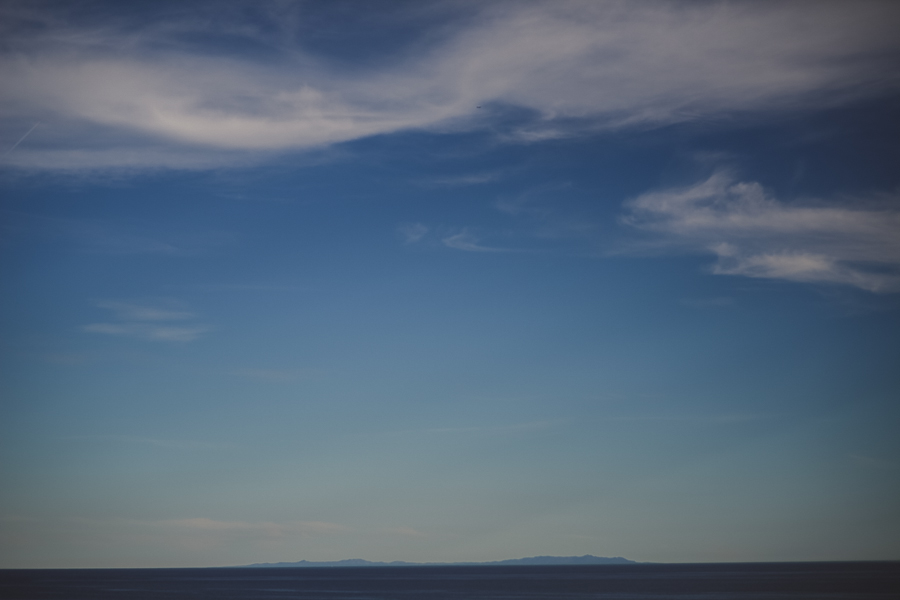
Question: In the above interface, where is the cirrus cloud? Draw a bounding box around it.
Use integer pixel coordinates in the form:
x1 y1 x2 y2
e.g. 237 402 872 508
83 300 211 342
1 1 898 170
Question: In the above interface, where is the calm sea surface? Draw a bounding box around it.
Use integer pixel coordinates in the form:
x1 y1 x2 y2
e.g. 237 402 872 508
2 562 898 599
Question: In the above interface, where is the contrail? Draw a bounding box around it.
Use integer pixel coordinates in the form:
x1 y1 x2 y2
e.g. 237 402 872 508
3 122 40 156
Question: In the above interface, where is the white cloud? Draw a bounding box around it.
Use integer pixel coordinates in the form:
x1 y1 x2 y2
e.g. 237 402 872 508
82 322 210 342
424 171 504 186
442 230 515 253
621 172 900 292
95 301 193 321
141 325 211 342
398 222 428 244
1 1 898 169
84 300 210 341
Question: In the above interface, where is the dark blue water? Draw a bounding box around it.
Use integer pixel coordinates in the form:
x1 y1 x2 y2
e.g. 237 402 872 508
2 562 898 599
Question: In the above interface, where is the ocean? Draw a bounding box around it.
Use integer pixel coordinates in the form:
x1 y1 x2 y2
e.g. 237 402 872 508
1 562 898 599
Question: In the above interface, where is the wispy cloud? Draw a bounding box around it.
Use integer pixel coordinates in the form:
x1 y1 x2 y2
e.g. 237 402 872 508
495 187 558 218
442 230 517 253
3 122 40 156
82 323 210 342
2 1 898 169
95 301 193 322
424 171 504 187
398 222 428 244
83 300 210 342
620 172 900 292
403 223 533 252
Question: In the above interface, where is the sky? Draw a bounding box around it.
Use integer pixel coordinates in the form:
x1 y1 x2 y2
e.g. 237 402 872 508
1 0 900 568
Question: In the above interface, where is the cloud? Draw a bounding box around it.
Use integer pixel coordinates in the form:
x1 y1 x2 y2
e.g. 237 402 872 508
95 301 193 322
2 122 40 156
442 230 516 253
406 223 538 252
424 171 504 187
398 222 428 244
2 1 899 169
621 172 900 292
495 189 556 218
83 300 210 341
82 323 210 342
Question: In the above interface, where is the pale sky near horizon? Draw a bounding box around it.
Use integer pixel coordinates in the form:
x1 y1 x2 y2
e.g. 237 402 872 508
1 0 900 568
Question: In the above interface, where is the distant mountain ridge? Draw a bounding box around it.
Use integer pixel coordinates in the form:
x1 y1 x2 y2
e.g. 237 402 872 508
242 555 636 568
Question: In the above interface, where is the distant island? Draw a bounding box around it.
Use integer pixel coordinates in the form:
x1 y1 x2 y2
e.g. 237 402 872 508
241 555 636 568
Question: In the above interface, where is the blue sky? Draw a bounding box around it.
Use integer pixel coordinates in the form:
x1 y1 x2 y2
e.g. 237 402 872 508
1 0 899 568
